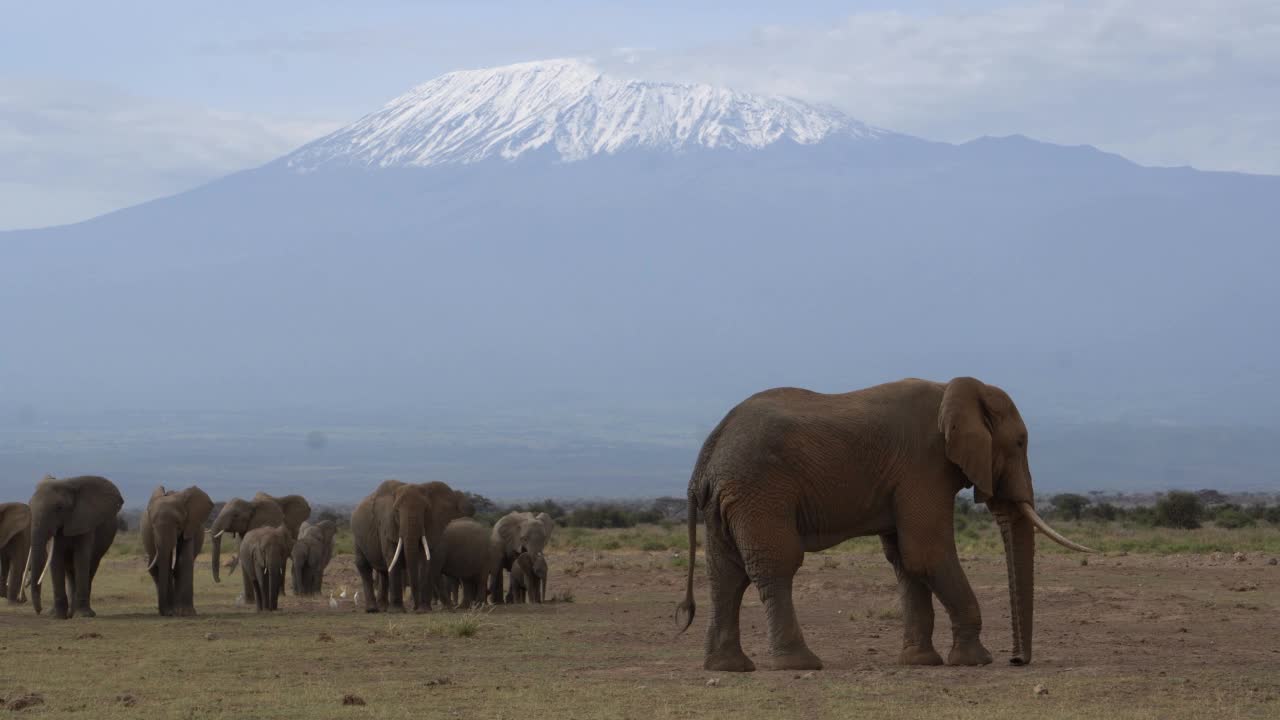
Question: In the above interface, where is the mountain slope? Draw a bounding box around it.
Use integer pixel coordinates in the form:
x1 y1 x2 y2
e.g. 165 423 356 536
2 60 1279 495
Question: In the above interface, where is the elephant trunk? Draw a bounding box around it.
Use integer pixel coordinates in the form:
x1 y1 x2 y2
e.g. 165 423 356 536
397 507 428 608
998 507 1035 665
210 531 224 583
26 524 53 615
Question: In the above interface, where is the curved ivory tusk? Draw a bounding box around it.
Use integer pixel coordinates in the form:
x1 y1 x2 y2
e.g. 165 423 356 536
388 538 403 571
1019 503 1096 553
146 554 159 571
212 530 224 539
421 536 431 562
171 549 178 571
38 549 53 586
22 546 33 586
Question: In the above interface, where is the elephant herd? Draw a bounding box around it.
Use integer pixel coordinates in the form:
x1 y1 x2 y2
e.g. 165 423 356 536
0 476 553 618
4 377 1098 674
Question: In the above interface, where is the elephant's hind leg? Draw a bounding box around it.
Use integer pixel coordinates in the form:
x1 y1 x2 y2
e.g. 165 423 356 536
702 534 755 672
880 533 943 665
737 522 822 671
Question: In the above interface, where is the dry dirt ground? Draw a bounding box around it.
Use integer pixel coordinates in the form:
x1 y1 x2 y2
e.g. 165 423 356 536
1 546 1277 719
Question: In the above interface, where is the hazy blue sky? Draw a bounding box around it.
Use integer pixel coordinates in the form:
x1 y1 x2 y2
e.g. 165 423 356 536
3 0 1277 229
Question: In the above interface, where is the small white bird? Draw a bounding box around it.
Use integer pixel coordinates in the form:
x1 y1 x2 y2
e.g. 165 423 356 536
234 592 245 607
353 590 362 604
328 592 339 610
339 585 349 599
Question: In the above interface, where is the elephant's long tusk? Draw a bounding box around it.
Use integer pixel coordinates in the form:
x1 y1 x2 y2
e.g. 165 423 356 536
421 536 431 562
1019 503 1096 553
146 554 159 571
22 546 33 586
212 530 224 539
171 549 178 571
38 548 53 586
388 538 403 571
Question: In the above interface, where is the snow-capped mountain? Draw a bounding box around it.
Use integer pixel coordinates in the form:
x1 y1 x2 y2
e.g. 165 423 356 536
284 58 886 170
3 59 1280 497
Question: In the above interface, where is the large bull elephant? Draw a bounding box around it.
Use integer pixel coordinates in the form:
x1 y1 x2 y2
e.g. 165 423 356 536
209 492 310 585
675 377 1093 672
0 502 32 604
351 480 471 613
290 520 337 595
489 511 553 604
26 475 123 618
140 485 214 616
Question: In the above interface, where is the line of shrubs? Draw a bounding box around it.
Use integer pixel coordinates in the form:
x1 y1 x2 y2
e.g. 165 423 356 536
955 491 1280 530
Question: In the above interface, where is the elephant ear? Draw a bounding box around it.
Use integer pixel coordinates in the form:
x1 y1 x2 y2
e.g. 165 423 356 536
181 487 215 541
277 495 312 537
0 504 30 547
66 476 124 536
938 377 994 500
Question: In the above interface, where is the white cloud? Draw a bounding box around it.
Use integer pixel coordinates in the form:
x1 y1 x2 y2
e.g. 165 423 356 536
601 0 1280 174
0 78 338 230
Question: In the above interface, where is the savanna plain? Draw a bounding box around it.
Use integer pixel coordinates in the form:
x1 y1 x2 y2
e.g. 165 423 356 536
1 522 1278 719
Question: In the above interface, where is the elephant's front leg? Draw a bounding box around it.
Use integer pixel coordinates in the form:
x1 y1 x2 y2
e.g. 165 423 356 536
175 541 198 616
71 535 98 617
925 549 990 666
49 540 71 619
880 533 943 665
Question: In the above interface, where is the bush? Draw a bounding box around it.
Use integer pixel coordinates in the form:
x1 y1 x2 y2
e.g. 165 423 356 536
1050 494 1091 521
1154 491 1204 529
1214 508 1256 529
1085 502 1119 522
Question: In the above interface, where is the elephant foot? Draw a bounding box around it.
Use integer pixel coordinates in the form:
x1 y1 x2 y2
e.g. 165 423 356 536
5 597 25 606
765 649 824 672
704 652 756 673
898 645 945 666
364 606 381 614
174 606 197 617
77 607 96 618
947 640 993 666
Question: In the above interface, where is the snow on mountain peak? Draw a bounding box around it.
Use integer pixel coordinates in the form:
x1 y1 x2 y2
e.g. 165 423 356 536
284 58 885 170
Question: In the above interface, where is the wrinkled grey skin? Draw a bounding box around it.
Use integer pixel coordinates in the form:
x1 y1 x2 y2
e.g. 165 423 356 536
489 511 553 604
290 520 337 596
436 518 498 608
239 525 294 611
140 485 214 616
507 551 547 604
27 475 123 618
0 502 32 604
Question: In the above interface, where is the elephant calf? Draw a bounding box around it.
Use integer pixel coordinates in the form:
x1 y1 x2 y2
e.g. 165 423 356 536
239 526 293 611
436 518 498 609
507 551 547 604
291 520 337 596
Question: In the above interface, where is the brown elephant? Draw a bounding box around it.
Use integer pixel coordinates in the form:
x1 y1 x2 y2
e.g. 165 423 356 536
140 485 214 616
26 475 123 618
489 511 553 604
507 551 546 604
209 492 310 584
238 525 293 611
350 480 472 613
436 518 499 608
675 377 1093 672
290 520 337 596
0 502 32 604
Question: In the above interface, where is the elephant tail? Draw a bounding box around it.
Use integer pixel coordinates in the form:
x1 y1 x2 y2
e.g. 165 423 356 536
674 491 698 633
676 411 731 634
